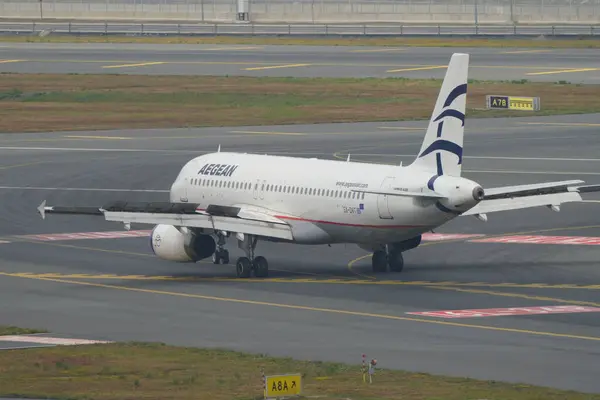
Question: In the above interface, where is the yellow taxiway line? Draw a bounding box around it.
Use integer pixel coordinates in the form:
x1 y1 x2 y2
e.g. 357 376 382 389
519 122 600 127
244 63 311 71
63 135 132 140
102 61 166 69
229 130 306 136
501 49 553 54
526 67 599 76
386 65 447 73
350 48 406 53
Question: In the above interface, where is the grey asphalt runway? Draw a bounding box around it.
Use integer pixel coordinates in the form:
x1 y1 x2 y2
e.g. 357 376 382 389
1 42 599 83
1 113 600 395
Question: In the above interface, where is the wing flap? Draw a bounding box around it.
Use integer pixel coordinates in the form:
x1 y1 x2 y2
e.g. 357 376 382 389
38 200 294 241
103 211 293 240
462 192 583 216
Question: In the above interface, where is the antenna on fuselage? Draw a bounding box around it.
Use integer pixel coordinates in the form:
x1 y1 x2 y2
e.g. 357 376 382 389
217 144 221 152
347 153 351 162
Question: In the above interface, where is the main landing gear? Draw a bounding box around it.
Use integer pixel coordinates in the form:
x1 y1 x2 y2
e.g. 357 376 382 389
372 245 404 273
212 231 269 278
235 234 268 278
212 231 230 265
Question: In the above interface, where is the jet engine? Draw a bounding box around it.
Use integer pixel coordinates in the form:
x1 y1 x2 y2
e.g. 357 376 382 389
149 224 216 262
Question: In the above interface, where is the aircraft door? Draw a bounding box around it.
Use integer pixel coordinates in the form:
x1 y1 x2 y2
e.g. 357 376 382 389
377 176 395 219
180 176 189 203
259 179 266 200
253 179 260 200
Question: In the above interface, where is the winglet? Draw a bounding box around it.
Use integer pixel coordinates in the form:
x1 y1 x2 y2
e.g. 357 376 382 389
37 200 47 220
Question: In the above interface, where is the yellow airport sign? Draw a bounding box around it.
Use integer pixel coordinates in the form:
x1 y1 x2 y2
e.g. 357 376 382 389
486 95 540 111
264 373 302 398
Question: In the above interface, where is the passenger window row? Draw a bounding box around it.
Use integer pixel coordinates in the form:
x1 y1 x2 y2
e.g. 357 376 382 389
190 178 366 200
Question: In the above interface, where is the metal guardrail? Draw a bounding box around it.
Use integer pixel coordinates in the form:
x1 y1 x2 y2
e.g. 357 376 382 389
1 21 598 36
2 0 600 25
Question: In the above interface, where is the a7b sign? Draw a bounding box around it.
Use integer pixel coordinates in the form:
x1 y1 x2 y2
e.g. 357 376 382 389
265 373 302 398
489 95 509 108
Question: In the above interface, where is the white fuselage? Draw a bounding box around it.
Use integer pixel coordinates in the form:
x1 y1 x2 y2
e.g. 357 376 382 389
168 152 482 246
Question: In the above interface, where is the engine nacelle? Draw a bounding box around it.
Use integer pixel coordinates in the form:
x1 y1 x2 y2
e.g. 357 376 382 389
149 224 216 262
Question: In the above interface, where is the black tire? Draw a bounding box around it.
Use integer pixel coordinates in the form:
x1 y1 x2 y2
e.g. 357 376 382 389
212 251 221 264
388 250 404 272
253 256 269 278
371 251 388 273
236 257 252 278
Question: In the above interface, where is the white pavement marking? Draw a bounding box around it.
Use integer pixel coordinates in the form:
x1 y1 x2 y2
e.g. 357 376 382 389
359 154 600 162
407 305 600 319
0 186 168 192
0 146 198 153
0 335 113 345
464 169 600 176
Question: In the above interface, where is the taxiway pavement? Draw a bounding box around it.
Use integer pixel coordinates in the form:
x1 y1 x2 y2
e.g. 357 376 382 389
0 113 599 394
1 42 599 83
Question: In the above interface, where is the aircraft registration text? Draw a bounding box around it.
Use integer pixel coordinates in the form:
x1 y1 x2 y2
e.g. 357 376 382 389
342 204 364 214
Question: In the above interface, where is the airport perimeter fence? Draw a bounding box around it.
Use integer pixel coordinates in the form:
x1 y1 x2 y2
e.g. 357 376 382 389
1 0 600 25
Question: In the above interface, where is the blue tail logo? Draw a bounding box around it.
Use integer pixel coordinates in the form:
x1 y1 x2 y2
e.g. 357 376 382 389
417 83 467 176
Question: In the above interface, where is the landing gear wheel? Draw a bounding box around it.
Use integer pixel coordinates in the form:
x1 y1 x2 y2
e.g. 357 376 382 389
388 250 404 272
236 257 252 278
212 249 230 265
253 256 269 278
372 250 388 273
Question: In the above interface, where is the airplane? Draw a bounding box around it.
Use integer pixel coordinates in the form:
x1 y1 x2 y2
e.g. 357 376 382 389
36 53 600 278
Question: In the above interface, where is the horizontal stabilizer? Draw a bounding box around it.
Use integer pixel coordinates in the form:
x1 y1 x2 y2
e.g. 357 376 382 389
483 180 584 200
351 188 447 199
462 192 582 216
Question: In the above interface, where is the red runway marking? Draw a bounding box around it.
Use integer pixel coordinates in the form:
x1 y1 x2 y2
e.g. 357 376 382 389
407 305 600 319
471 235 600 245
422 233 485 241
19 230 152 242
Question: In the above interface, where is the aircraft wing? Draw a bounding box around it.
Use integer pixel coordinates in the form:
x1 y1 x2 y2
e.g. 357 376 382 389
461 180 600 217
37 200 294 240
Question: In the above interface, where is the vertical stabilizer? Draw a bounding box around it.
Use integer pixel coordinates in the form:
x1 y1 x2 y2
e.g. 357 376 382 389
410 53 469 177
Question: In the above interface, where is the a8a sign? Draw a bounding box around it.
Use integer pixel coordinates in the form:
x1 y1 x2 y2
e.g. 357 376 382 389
265 373 302 398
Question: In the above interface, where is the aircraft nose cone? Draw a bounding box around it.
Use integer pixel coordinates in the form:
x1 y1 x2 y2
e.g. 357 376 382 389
472 186 485 201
